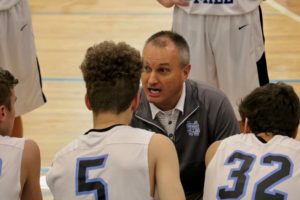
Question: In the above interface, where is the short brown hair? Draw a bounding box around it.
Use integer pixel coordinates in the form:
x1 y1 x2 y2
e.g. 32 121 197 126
0 68 18 110
80 41 142 114
239 82 300 137
144 31 190 68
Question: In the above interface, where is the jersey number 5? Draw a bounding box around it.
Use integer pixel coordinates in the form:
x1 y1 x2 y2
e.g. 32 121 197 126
218 151 293 200
76 155 109 200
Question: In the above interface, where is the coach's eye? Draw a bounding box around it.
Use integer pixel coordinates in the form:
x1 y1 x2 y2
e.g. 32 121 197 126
143 65 151 73
157 67 170 74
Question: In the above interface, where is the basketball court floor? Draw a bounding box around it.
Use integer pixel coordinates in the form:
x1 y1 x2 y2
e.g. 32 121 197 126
23 0 300 198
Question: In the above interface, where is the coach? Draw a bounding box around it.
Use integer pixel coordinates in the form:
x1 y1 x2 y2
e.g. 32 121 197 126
131 31 240 200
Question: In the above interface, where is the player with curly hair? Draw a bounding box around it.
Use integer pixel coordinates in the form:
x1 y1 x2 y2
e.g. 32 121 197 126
47 41 185 200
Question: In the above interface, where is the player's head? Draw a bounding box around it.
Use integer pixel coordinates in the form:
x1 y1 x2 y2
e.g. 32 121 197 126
80 41 142 114
0 68 18 135
239 82 300 138
141 31 190 111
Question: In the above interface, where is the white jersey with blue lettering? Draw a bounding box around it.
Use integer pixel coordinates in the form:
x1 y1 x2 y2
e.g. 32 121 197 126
0 136 25 200
203 134 300 200
179 0 262 15
46 125 155 200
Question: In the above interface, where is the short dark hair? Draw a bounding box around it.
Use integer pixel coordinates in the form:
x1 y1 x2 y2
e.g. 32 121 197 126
239 82 300 137
80 41 142 114
144 31 190 67
0 68 18 111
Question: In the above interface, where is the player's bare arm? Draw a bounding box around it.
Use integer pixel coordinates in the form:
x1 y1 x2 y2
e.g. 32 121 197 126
157 0 189 8
20 139 43 200
205 140 221 167
149 134 185 200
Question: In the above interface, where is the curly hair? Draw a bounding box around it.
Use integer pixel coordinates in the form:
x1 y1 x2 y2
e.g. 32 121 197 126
239 82 300 137
80 41 142 114
144 31 190 68
0 68 18 111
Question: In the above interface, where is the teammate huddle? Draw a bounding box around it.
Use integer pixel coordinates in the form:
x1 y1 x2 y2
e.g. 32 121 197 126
1 0 300 200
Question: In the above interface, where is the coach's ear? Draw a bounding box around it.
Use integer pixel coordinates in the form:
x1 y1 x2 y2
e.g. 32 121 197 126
183 64 191 80
85 94 92 110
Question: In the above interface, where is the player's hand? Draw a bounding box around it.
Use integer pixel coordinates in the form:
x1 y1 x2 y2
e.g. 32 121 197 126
173 0 190 6
158 0 190 8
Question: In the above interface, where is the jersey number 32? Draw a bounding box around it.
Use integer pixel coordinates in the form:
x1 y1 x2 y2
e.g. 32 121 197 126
218 151 293 200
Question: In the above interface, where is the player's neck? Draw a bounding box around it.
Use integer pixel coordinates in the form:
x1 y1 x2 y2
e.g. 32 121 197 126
92 109 131 129
256 132 274 142
0 127 10 137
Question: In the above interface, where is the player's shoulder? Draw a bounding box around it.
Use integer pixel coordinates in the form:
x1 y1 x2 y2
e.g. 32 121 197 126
273 135 300 151
24 139 40 152
220 134 255 147
150 133 172 145
206 139 222 165
149 133 176 155
130 126 155 137
52 139 80 161
0 135 26 150
206 134 250 166
109 125 155 144
222 133 244 142
22 139 41 168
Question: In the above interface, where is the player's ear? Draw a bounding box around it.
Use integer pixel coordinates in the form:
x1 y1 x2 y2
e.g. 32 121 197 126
0 105 6 122
85 94 92 110
292 128 298 139
242 118 251 134
131 94 140 112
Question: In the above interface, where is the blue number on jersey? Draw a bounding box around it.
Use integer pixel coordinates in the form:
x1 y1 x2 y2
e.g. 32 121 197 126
0 159 2 176
218 151 256 199
218 151 293 200
76 155 109 200
253 154 293 200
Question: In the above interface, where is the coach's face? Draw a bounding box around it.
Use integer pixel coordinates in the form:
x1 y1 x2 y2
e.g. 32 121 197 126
141 39 190 111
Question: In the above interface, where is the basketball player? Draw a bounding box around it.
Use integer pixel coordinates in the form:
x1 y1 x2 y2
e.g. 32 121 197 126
0 68 42 200
204 82 300 199
0 0 46 137
157 0 269 119
46 41 185 200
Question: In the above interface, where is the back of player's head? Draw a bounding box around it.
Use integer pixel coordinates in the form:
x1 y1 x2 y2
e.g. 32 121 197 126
239 82 300 137
0 68 18 111
80 41 142 114
144 30 190 68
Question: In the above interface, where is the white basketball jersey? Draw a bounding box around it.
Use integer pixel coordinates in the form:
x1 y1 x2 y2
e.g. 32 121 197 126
47 125 155 200
203 134 300 200
179 0 262 15
0 0 20 10
0 136 25 200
